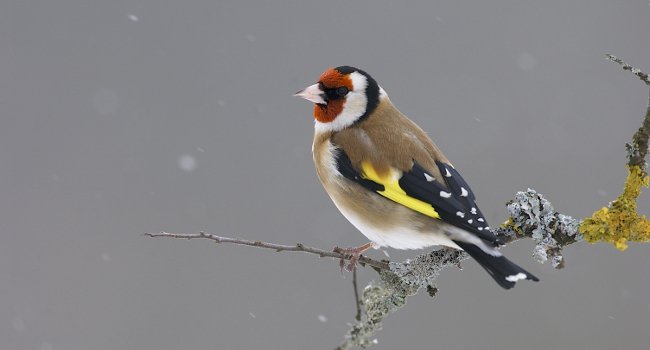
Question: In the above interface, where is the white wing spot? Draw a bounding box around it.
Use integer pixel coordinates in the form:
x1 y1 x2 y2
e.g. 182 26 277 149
471 207 477 214
467 219 473 224
477 218 484 222
456 211 465 218
506 273 528 282
424 173 435 182
460 187 468 197
484 226 490 230
444 168 452 177
478 227 483 231
440 191 452 198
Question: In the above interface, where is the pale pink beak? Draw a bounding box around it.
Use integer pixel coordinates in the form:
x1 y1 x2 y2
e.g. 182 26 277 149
294 83 326 105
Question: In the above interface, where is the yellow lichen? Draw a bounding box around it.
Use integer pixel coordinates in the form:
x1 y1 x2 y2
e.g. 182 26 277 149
501 217 521 234
580 165 650 250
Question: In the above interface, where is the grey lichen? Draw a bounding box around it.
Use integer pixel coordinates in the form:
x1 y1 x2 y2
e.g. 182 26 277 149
500 189 581 268
340 249 466 349
338 189 582 349
339 273 413 349
388 248 468 288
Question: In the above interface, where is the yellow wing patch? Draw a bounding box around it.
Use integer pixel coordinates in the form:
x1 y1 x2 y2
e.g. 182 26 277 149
360 161 440 219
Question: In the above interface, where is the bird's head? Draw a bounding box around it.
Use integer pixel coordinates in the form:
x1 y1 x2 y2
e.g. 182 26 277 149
295 66 384 132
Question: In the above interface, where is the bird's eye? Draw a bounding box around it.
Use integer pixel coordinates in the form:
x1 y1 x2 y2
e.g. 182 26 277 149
336 87 349 96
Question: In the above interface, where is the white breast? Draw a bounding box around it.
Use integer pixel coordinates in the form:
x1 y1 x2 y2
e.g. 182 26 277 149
334 201 461 250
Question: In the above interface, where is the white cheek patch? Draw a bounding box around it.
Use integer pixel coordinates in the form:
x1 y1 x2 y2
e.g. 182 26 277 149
314 72 369 133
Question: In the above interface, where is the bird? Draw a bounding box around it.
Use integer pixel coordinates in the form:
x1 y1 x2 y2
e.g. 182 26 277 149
294 66 539 289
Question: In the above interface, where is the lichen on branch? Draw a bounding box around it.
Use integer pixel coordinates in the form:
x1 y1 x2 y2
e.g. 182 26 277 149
501 189 580 268
580 166 650 250
338 249 466 349
580 56 650 251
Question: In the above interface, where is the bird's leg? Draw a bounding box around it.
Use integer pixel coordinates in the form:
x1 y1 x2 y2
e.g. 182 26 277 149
334 242 375 272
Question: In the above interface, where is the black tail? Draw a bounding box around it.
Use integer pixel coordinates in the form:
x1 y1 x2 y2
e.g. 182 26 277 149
454 241 539 289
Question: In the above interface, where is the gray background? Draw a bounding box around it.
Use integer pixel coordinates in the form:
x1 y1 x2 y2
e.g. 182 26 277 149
2 1 650 349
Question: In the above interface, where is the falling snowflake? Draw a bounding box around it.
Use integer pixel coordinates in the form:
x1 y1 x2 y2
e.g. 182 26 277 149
178 154 197 172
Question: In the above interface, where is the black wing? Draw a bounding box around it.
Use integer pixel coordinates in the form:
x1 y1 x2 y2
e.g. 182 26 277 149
335 149 500 245
399 160 501 245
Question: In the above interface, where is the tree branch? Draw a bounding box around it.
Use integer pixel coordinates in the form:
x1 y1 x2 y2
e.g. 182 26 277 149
606 54 650 87
580 57 650 251
144 231 390 271
605 55 650 168
352 268 362 322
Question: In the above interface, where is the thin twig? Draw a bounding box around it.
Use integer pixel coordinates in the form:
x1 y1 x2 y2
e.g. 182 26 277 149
606 54 650 86
628 92 650 168
606 55 650 168
352 268 362 322
144 232 390 271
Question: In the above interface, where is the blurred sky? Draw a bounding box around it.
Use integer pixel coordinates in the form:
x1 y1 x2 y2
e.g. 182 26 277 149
2 1 650 349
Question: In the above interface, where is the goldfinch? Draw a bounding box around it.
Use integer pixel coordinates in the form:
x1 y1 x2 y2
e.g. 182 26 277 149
295 66 538 289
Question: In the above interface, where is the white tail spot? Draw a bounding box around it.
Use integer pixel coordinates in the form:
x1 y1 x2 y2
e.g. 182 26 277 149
506 273 527 282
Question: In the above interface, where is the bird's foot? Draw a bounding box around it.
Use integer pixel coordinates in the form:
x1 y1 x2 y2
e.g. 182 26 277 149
334 242 375 272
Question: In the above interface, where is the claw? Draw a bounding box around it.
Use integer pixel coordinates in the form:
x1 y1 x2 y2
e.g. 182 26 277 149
347 254 359 272
334 242 375 273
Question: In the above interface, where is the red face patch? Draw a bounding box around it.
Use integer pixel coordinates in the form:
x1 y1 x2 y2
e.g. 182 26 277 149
313 68 353 124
